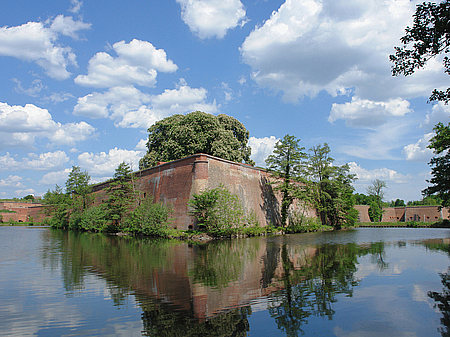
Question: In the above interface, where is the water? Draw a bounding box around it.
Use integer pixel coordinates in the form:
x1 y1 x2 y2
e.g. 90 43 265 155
1 227 450 336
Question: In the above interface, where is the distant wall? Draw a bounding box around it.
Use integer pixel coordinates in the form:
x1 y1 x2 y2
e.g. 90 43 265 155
355 204 450 223
0 202 49 223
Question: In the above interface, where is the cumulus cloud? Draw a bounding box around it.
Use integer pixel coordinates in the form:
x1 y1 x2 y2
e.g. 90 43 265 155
0 16 90 79
349 161 409 184
0 151 69 171
77 147 144 177
403 133 434 162
248 136 279 167
39 168 71 185
73 84 217 128
240 0 447 102
329 97 410 128
177 0 246 39
0 101 95 148
74 39 177 88
424 102 450 130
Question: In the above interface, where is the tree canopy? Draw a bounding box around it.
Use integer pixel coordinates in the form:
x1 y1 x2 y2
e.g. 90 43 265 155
139 111 253 169
423 122 450 207
390 0 450 103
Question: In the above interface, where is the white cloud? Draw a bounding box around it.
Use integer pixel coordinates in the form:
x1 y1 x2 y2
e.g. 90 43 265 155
39 168 71 185
49 15 91 39
403 133 434 162
329 97 410 128
75 39 177 88
135 138 147 151
13 78 45 97
240 0 447 102
0 151 69 171
339 121 410 160
0 101 95 148
0 175 24 188
248 136 279 167
69 0 83 14
349 162 409 184
77 147 144 176
0 16 90 79
73 84 217 128
177 0 246 39
424 102 450 130
14 188 36 197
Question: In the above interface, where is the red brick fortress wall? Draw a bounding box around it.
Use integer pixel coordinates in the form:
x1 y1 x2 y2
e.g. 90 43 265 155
91 154 297 230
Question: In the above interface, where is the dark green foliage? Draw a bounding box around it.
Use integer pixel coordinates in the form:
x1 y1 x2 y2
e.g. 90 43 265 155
390 0 450 103
42 185 71 229
423 122 450 207
139 111 253 169
393 199 406 207
79 205 108 232
303 144 357 229
408 195 443 206
265 134 307 227
368 200 383 222
188 185 244 236
23 194 34 201
65 166 92 211
105 162 135 231
124 197 172 237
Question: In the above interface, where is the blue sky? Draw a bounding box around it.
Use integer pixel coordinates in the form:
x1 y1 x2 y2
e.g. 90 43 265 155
0 0 448 202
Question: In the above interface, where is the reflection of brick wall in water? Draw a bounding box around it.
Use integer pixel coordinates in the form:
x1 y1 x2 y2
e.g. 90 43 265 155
0 202 49 223
92 153 316 230
356 204 450 223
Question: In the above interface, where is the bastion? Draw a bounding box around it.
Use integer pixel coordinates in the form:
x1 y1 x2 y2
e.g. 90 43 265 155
91 153 312 230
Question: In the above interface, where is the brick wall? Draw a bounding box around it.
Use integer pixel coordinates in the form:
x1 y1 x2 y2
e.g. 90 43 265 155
0 202 49 223
355 204 450 223
91 154 315 229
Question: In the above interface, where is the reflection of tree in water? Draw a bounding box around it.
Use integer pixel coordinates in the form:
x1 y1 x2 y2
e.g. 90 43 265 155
140 300 251 337
268 242 383 337
190 239 259 288
429 269 450 337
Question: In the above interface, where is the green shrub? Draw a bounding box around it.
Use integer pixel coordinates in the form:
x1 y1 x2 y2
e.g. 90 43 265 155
286 211 323 233
79 205 108 232
188 185 245 236
124 197 172 237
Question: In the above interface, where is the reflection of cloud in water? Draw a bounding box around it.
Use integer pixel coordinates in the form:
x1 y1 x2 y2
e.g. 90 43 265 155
412 284 432 306
334 323 416 337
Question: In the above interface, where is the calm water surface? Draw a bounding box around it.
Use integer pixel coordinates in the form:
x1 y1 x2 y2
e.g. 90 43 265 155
1 227 450 336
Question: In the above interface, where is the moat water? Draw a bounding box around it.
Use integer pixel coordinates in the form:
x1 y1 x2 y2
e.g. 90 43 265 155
1 226 450 336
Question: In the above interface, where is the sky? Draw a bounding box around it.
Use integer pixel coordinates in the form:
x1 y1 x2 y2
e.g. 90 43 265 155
0 0 448 202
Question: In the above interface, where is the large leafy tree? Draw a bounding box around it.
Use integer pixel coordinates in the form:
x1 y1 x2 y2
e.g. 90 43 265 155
423 122 450 207
265 135 307 227
390 0 450 103
139 111 253 169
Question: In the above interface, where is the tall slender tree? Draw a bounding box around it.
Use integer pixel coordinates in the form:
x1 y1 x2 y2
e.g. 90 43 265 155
65 166 92 211
105 162 135 229
265 135 307 227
